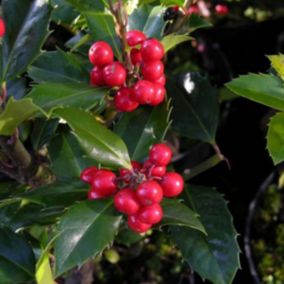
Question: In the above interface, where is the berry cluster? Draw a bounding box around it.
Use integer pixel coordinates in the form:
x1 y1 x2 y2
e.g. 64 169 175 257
80 143 184 234
88 30 166 112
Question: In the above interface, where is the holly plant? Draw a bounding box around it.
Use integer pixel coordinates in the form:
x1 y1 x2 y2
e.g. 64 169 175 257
0 0 240 284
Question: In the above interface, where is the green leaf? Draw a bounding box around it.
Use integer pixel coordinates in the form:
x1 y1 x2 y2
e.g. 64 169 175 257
51 0 79 24
114 103 170 161
53 107 131 169
161 198 206 234
268 54 284 80
161 0 184 5
2 0 51 80
85 12 122 60
26 82 105 112
31 118 59 151
187 13 212 33
36 252 54 284
168 72 219 143
267 112 284 164
64 0 105 12
54 200 122 276
28 50 90 84
128 6 166 39
0 228 35 283
226 74 284 111
170 186 240 284
49 132 96 181
161 34 192 53
0 98 43 136
19 181 88 207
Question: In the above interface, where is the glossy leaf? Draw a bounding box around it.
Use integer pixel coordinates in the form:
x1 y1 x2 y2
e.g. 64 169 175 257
161 198 206 234
267 112 284 164
36 252 54 284
31 118 59 151
86 12 122 60
26 82 105 112
51 0 79 24
170 186 240 284
0 98 43 136
161 34 192 53
128 6 166 39
54 200 122 276
114 103 170 161
168 72 219 143
53 107 131 169
64 0 105 12
161 0 184 5
268 54 284 80
19 181 88 207
226 73 284 111
28 50 89 84
2 0 51 80
0 228 35 283
49 132 96 181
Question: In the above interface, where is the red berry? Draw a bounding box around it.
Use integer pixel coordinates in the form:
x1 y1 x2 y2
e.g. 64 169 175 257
90 66 105 86
88 189 104 200
103 62 127 87
138 203 163 225
136 180 163 206
114 87 139 112
149 143 172 166
91 170 117 197
215 4 229 15
119 168 132 183
126 30 146 46
151 166 166 177
142 61 164 80
141 39 164 62
152 74 166 86
89 41 114 66
127 215 151 233
150 84 166 106
0 18 5 37
130 48 142 65
131 161 142 171
114 189 140 215
80 166 98 184
133 80 155 104
188 5 200 15
160 172 184 197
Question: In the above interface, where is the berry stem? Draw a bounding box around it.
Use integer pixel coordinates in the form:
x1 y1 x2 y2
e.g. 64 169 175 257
108 0 132 71
182 153 224 181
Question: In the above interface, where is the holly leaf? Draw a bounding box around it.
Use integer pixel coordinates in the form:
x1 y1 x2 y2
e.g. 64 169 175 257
168 72 219 143
48 131 97 181
36 252 54 284
28 50 90 84
128 6 166 39
170 186 240 284
161 34 192 53
26 82 106 113
0 228 35 284
226 73 284 111
0 98 43 136
64 0 105 12
54 200 122 276
114 103 170 161
267 54 284 80
2 0 51 80
161 198 206 234
267 112 284 164
187 13 212 33
53 107 131 169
